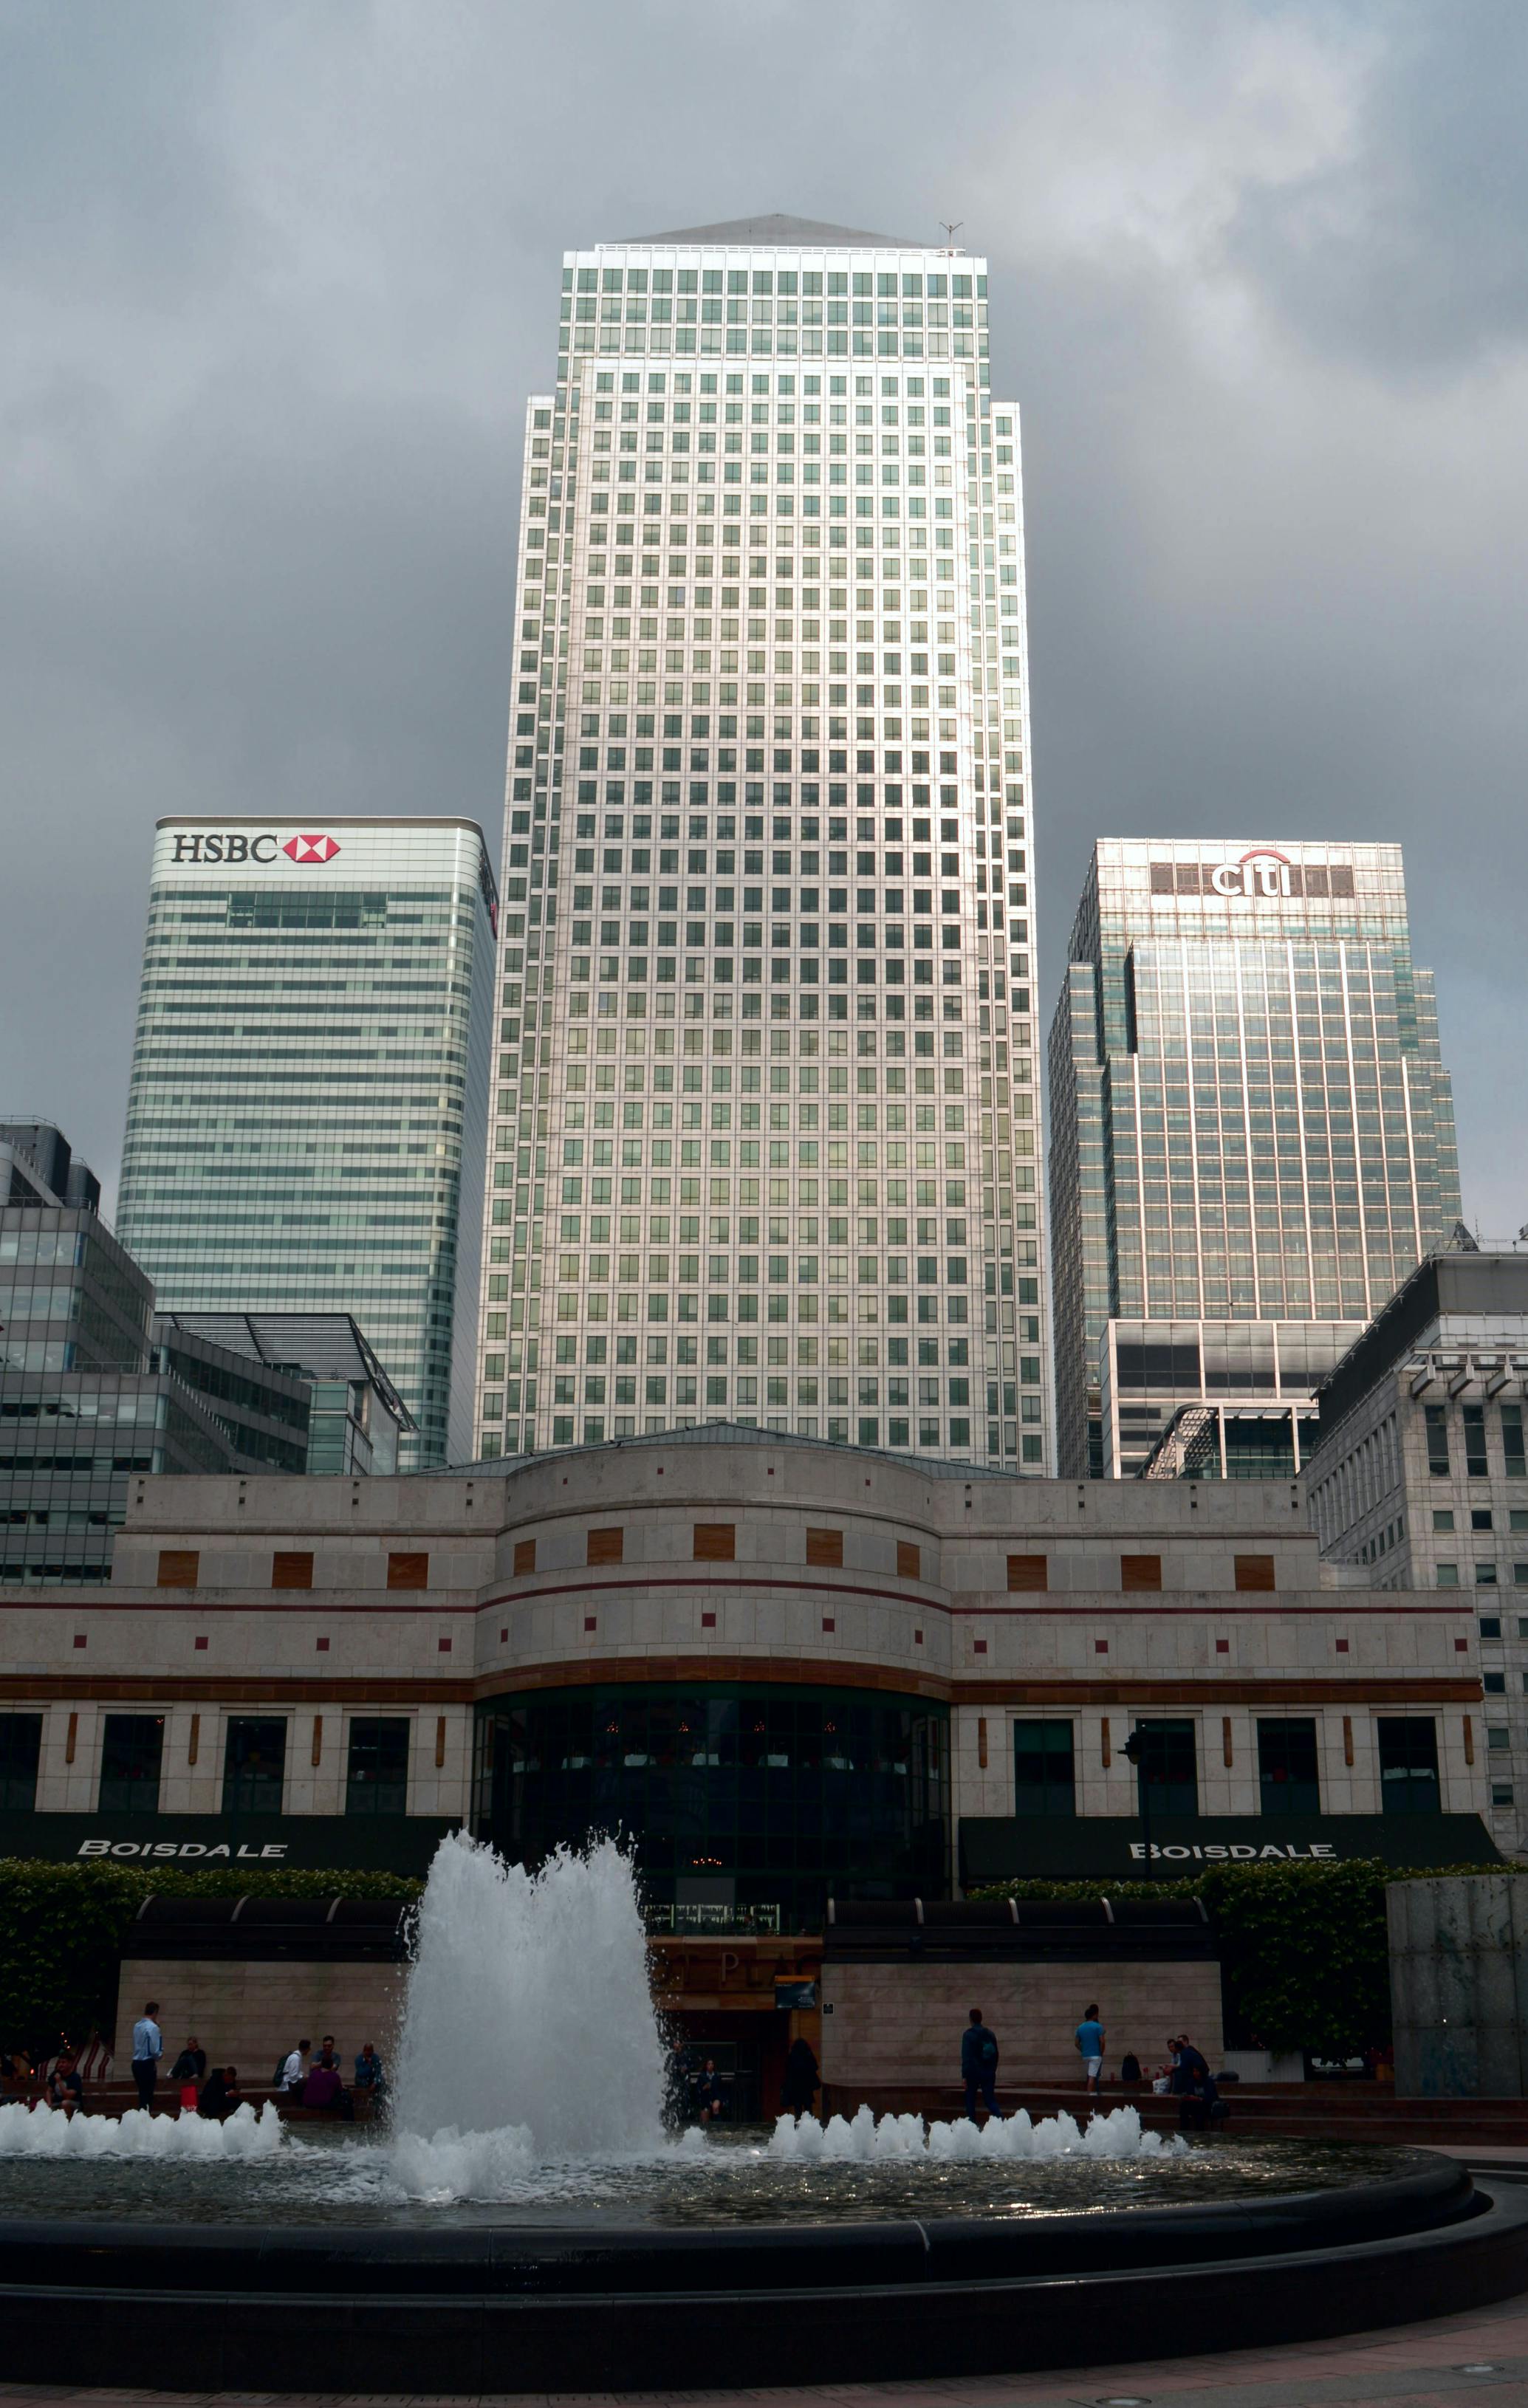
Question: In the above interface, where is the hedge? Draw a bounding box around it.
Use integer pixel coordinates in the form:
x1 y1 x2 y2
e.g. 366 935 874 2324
967 1859 1507 2060
0 1861 422 2057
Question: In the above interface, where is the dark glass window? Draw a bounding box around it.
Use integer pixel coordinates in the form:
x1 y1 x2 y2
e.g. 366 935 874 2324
1257 1718 1320 1814
0 1713 42 1811
346 1718 409 1814
222 1718 287 1815
473 1682 950 1928
1377 1718 1441 1814
1464 1404 1489 1479
1131 1718 1197 1814
1013 1721 1075 1817
98 1715 164 1814
1425 1405 1449 1477
1503 1405 1526 1480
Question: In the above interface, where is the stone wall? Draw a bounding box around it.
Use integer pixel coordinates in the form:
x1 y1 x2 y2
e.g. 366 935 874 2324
115 1959 405 2088
1388 1874 1528 2097
820 1958 1223 2092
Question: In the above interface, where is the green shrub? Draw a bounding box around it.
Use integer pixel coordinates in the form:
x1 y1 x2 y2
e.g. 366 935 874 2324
0 1860 422 2054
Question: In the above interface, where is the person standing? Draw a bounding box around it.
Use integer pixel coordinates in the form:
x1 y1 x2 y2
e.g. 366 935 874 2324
961 2009 1000 2121
1075 2002 1106 2099
130 2001 162 2111
781 2036 820 2117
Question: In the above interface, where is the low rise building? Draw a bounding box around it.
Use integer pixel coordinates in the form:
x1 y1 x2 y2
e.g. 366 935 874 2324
1306 1249 1528 1860
0 1428 1496 1897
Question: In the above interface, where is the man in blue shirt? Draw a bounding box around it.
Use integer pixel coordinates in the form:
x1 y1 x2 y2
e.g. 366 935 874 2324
130 2000 162 2112
960 2008 1000 2121
1075 2003 1106 2098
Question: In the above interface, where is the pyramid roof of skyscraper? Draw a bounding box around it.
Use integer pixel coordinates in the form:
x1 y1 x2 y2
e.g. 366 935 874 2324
621 213 921 248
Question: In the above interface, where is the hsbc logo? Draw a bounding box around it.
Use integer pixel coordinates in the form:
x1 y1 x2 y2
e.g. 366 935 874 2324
168 831 341 865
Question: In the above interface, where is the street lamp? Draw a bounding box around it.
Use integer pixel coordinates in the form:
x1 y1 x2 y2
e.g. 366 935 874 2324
1123 1726 1153 1882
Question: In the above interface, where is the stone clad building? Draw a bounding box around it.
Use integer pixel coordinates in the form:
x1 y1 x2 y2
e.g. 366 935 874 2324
0 1429 1494 1904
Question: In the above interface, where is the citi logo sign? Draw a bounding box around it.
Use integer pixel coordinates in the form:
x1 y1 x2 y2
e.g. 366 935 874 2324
168 831 341 865
1209 848 1292 899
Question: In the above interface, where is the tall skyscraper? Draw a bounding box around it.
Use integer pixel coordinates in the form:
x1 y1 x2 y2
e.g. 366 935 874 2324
117 817 497 1467
1049 840 1462 1478
473 215 1051 1471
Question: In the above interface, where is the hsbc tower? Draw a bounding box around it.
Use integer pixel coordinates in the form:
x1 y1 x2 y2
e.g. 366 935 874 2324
116 817 498 1467
1049 839 1462 1478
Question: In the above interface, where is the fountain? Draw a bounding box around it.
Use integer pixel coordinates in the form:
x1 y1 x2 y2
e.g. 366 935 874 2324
1 1829 1524 2389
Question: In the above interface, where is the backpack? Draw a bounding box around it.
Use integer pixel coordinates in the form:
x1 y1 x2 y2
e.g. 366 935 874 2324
980 2030 998 2065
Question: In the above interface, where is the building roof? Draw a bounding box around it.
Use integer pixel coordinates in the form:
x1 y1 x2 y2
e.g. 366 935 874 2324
620 213 919 249
1315 1250 1528 1434
441 1419 1020 1483
156 1311 414 1430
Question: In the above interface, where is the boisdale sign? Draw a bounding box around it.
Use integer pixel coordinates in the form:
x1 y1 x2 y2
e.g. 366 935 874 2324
959 1814 1504 1884
0 1813 456 1874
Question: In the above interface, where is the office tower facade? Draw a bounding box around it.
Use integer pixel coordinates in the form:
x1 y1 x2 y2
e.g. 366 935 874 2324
1050 840 1462 1479
117 818 497 1467
473 214 1050 1471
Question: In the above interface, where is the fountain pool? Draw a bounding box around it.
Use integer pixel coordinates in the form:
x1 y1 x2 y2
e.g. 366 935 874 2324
1 1831 1523 2390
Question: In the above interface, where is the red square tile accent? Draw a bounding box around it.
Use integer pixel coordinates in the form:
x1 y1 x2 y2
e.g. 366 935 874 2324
72 1633 86 1649
1455 1636 1468 1651
316 1636 330 1653
500 1627 507 1642
1335 1638 1349 1653
584 1614 597 1631
1216 1638 1229 1653
822 1616 835 1632
914 1629 923 1645
701 1611 716 1627
1094 1638 1109 1653
194 1636 208 1652
438 1636 452 1653
973 1638 988 1654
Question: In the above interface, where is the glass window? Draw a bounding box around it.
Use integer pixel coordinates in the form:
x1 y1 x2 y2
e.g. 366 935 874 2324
98 1714 164 1814
1484 1672 1507 1694
1012 1721 1075 1817
1436 1563 1459 1587
1487 1726 1511 1752
1377 1718 1440 1814
1476 1562 1499 1585
1131 1718 1197 1814
1504 1406 1527 1478
346 1719 410 1815
1480 1615 1502 1639
0 1713 42 1811
222 1718 287 1815
1463 1404 1489 1478
1492 1783 1515 1806
1433 1509 1456 1532
1425 1405 1449 1477
1257 1718 1320 1814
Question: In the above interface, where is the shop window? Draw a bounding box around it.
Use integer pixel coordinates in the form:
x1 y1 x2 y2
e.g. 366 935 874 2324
1013 1720 1075 1817
222 1718 287 1814
1234 1554 1275 1593
1377 1718 1440 1814
1130 1718 1197 1813
98 1714 164 1814
513 1538 537 1574
1257 1718 1320 1814
1120 1554 1162 1593
806 1527 843 1567
271 1551 313 1591
1006 1554 1046 1591
0 1713 42 1811
693 1523 736 1560
897 1541 921 1579
157 1550 199 1589
386 1551 429 1591
346 1718 410 1815
587 1528 625 1565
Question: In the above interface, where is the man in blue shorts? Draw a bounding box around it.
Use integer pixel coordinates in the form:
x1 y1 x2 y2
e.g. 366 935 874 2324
1075 2001 1106 2098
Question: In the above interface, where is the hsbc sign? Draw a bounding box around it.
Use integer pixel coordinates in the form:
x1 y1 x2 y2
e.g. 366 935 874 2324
168 831 342 865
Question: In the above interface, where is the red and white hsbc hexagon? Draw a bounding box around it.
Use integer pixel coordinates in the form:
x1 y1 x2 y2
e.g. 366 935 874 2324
281 834 342 863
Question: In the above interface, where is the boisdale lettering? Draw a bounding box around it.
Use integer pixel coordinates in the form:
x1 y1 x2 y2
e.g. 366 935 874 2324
76 1839 289 1860
1130 1840 1337 1862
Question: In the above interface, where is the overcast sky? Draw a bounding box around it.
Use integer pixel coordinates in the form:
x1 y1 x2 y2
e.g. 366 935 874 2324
4 0 1524 1235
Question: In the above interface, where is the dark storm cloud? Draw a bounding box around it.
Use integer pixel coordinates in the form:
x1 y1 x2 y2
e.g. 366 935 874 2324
1 0 1524 1231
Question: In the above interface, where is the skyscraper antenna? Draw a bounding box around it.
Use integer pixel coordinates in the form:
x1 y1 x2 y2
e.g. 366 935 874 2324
940 219 964 252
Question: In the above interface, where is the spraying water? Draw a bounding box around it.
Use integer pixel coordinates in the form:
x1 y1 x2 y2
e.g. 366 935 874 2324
388 1828 667 2164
